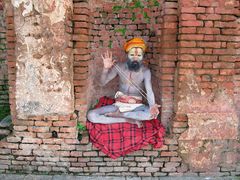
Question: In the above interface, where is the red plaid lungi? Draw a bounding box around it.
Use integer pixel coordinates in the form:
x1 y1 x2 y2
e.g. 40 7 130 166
86 96 165 159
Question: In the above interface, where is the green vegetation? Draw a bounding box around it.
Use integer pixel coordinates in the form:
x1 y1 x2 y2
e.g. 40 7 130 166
77 122 87 132
132 0 144 9
0 106 10 120
0 76 10 120
112 5 123 12
143 11 150 23
77 122 87 142
114 28 127 36
111 0 160 37
108 40 113 48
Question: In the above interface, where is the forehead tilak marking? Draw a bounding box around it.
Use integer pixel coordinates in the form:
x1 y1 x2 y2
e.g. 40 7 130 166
134 48 138 56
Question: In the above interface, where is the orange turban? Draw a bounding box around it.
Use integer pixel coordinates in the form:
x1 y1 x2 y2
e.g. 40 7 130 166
124 37 147 53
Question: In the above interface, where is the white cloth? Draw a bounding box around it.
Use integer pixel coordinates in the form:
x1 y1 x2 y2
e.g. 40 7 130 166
114 102 143 112
114 91 143 112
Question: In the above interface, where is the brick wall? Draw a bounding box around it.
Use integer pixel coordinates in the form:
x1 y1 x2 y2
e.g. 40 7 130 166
0 0 10 120
176 0 239 175
0 0 239 178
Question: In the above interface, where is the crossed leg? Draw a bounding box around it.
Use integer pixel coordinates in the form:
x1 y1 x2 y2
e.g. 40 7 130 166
87 105 152 128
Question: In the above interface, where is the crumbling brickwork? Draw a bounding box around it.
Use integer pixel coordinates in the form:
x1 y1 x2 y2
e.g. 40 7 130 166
0 0 239 178
176 0 239 175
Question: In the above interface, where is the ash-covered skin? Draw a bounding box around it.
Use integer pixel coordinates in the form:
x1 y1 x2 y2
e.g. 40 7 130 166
87 48 160 127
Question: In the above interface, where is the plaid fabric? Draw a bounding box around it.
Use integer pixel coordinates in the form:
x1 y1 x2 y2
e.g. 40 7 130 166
86 96 165 159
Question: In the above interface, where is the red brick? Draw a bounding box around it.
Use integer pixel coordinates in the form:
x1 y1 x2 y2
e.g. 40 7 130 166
35 121 52 127
161 151 178 157
161 74 174 81
216 35 240 42
179 0 199 7
179 41 196 47
162 61 175 67
180 14 196 21
74 28 89 34
179 48 204 54
180 27 196 34
74 22 89 28
72 14 89 21
53 121 76 127
14 132 36 138
222 29 239 35
60 127 76 133
36 133 52 138
198 14 221 20
14 120 34 126
199 0 219 7
178 69 194 75
196 69 219 75
181 21 203 27
213 49 237 55
197 42 221 48
221 15 237 21
72 34 89 42
213 62 234 68
13 126 27 131
178 54 195 61
40 144 60 150
181 7 205 14
57 133 76 139
179 34 204 41
220 69 235 75
227 42 240 48
22 138 42 144
196 55 218 62
28 126 49 133
213 76 232 82
215 8 238 15
197 27 220 34
179 62 202 68
219 56 239 62
204 21 214 27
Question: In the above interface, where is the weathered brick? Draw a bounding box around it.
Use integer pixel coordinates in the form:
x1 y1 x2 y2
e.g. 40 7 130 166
181 7 206 14
114 166 129 172
19 144 39 150
99 167 113 172
138 162 152 167
83 151 98 157
161 151 178 157
28 126 49 133
135 157 150 162
129 167 144 172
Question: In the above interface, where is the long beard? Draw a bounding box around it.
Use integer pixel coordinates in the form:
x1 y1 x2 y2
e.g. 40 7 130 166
127 59 141 72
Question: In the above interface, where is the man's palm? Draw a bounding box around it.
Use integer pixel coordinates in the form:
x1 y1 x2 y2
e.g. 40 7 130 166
101 51 115 69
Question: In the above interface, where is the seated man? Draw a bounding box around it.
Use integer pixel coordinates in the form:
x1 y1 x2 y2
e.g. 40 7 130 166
87 38 160 127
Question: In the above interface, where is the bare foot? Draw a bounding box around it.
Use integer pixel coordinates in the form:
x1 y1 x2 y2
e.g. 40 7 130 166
105 110 122 117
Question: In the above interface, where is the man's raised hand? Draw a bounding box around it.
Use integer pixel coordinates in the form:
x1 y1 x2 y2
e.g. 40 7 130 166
101 51 116 69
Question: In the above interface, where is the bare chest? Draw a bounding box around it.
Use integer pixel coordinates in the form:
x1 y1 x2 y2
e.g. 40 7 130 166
118 67 144 86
